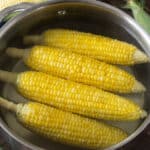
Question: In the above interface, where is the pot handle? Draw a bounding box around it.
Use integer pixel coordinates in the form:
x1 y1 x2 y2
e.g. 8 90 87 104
0 3 34 28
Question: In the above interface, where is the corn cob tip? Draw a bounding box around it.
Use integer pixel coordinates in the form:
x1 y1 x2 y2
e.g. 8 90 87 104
132 80 146 93
134 50 150 64
140 110 147 119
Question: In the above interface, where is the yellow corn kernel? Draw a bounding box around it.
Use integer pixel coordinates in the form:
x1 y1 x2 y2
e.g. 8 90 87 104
0 96 127 149
24 29 149 65
24 46 145 93
16 71 146 121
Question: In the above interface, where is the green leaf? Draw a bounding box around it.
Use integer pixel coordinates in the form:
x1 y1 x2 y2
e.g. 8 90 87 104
0 147 3 150
3 11 21 22
139 0 145 8
126 0 150 34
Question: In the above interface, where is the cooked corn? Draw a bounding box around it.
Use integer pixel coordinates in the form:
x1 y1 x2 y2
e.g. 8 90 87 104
23 28 149 65
0 70 147 121
0 97 128 149
6 46 145 93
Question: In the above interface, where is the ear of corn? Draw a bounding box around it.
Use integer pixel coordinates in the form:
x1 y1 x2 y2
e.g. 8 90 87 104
0 97 128 149
14 71 146 121
17 102 127 149
23 28 149 65
6 46 145 93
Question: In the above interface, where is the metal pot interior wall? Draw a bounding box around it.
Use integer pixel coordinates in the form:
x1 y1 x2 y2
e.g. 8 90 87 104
0 1 149 150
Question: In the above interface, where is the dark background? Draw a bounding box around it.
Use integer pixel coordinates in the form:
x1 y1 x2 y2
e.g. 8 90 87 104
0 0 150 150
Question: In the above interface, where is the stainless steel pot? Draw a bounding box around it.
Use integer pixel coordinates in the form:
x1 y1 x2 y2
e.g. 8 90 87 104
0 0 150 150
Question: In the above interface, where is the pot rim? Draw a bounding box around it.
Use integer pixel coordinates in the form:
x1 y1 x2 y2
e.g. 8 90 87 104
0 1 150 150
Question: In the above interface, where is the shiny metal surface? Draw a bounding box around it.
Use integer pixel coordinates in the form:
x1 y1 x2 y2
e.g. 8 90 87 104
0 3 34 25
0 0 150 150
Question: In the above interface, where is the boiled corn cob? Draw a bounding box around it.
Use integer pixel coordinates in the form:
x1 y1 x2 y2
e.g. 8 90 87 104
0 97 128 149
0 70 147 121
23 28 149 65
6 46 145 93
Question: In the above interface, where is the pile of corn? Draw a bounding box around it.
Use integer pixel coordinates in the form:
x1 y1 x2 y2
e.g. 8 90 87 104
0 28 149 149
